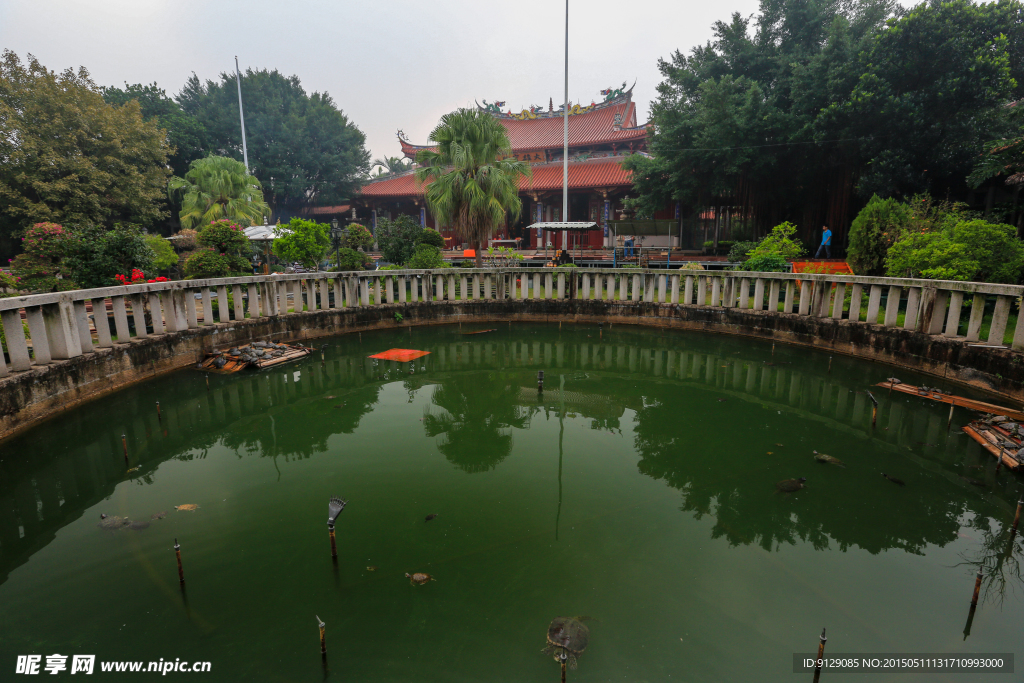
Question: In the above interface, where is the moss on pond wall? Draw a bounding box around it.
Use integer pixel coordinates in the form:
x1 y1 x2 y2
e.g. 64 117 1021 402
2 300 1022 441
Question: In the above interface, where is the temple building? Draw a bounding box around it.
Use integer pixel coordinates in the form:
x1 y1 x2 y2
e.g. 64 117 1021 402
353 84 654 250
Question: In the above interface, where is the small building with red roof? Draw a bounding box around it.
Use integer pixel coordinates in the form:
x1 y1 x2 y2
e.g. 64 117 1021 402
353 84 656 251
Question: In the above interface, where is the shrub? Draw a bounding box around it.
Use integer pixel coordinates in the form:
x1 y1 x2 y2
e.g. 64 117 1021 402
375 215 422 264
9 222 77 292
459 259 475 268
61 224 156 289
727 241 758 263
197 219 250 254
744 254 790 272
885 219 1024 283
273 218 329 270
334 247 371 272
145 234 179 273
406 243 447 269
416 228 446 250
847 195 910 275
344 223 375 251
744 222 805 266
184 249 249 279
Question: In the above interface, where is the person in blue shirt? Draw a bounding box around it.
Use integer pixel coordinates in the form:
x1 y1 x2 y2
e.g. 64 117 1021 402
814 226 832 259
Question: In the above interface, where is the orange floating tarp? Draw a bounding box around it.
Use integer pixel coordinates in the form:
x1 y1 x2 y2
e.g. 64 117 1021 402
369 348 431 362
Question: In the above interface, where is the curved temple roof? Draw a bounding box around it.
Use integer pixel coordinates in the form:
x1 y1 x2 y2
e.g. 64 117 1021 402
359 156 637 199
398 91 648 159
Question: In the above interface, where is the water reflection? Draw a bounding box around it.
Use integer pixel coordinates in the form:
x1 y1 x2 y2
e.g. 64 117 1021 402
2 326 1022 591
422 373 531 473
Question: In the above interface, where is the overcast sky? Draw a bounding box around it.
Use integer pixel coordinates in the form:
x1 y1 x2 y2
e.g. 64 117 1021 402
1 0 917 171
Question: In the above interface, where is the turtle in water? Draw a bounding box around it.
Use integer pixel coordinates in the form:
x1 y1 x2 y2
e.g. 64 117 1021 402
129 521 150 531
151 511 167 520
881 473 906 486
405 572 435 585
543 616 591 670
425 513 438 522
813 451 846 468
776 477 807 493
97 514 131 530
174 504 200 512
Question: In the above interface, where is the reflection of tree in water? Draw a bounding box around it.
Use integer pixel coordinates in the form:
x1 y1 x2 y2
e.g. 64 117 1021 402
954 512 1024 608
220 384 381 461
422 372 531 473
630 381 964 554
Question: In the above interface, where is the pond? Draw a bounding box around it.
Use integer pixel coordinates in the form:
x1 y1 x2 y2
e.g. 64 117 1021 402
0 323 1021 681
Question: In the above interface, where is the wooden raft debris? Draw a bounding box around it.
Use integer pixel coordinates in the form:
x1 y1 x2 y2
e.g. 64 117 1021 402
874 381 1024 421
962 420 1022 470
199 342 312 373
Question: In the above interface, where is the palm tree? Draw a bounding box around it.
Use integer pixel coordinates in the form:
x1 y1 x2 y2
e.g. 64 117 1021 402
371 155 412 176
167 155 270 229
415 109 529 267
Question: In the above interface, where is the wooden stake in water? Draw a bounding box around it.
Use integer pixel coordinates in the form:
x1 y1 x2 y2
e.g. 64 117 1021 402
812 628 827 683
947 403 955 432
560 656 566 683
174 538 185 584
772 343 775 356
156 401 161 422
121 434 128 464
538 370 544 395
971 568 983 607
317 615 326 657
866 391 878 427
205 374 209 391
1010 498 1023 544
828 356 833 374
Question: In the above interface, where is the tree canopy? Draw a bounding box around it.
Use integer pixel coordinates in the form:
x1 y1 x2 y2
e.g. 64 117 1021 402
168 155 270 229
416 109 529 267
102 82 208 177
0 51 171 261
624 0 1024 248
178 68 370 213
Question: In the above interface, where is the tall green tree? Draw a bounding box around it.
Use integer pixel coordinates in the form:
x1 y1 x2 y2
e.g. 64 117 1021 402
102 82 208 177
625 0 1023 247
177 69 370 213
416 109 529 267
0 51 171 261
167 155 270 229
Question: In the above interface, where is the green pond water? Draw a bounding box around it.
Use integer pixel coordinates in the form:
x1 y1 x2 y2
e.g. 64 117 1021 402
0 323 1022 682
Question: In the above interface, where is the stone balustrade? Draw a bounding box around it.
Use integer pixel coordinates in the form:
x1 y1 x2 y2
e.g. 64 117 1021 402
1 268 1022 379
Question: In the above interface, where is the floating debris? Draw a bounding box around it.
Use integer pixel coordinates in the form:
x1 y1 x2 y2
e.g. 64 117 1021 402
199 342 312 373
174 504 200 512
369 349 431 362
366 566 378 572
425 514 438 522
406 572 435 585
881 473 906 486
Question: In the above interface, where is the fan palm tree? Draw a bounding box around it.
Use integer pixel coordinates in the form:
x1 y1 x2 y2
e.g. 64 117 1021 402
415 109 529 267
167 155 270 229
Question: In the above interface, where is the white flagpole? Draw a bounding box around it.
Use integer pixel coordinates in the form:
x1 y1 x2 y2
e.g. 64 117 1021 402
235 56 250 173
562 0 569 250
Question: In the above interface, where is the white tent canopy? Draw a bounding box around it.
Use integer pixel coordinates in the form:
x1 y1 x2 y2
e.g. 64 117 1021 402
243 224 289 241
